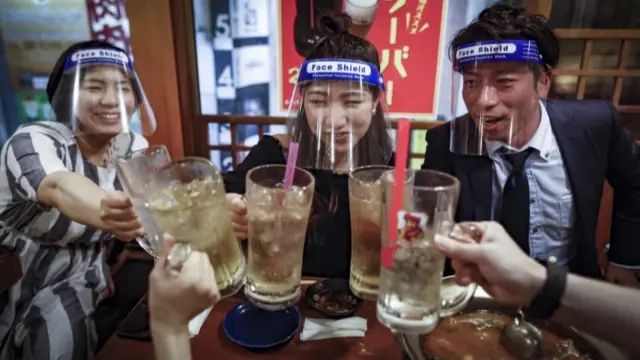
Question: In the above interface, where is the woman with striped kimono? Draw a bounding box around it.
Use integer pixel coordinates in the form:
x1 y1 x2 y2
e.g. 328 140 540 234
0 40 157 359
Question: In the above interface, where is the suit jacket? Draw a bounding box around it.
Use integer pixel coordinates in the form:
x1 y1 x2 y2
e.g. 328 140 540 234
423 99 640 278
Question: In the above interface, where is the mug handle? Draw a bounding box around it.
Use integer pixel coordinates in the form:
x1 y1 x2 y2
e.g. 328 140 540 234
437 221 484 317
438 282 477 318
167 242 192 270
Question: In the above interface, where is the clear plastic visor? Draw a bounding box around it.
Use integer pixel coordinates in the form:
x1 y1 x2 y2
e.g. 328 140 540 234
449 40 547 155
49 48 156 138
285 58 393 172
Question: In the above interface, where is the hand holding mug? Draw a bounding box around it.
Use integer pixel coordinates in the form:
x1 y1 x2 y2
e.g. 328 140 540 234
436 221 546 307
149 237 220 331
226 193 248 240
100 191 143 241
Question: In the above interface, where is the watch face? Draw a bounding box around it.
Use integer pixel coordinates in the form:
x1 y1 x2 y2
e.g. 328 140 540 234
293 0 343 57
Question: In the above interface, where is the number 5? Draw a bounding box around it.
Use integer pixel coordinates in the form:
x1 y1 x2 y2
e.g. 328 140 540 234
216 14 231 37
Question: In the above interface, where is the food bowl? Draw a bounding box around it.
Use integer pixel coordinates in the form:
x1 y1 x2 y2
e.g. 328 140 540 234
304 278 363 318
424 276 630 360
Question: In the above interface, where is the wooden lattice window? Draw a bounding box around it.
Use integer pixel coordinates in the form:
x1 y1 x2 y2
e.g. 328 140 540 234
543 0 640 137
202 117 438 169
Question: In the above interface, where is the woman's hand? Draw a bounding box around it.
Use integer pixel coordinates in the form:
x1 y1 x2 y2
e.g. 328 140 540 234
100 191 143 241
226 193 248 240
149 237 220 331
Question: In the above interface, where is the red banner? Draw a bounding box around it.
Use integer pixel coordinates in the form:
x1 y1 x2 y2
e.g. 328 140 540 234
278 0 446 118
85 0 132 53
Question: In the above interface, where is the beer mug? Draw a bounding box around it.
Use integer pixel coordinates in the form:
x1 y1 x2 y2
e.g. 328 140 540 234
143 157 246 298
348 165 393 300
115 145 171 258
376 169 477 334
345 0 379 38
244 164 315 310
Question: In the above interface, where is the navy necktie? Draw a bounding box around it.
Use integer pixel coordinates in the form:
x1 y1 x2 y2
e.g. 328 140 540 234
499 148 535 254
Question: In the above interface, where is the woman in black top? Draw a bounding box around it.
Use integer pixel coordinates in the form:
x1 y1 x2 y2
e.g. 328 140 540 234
225 13 394 279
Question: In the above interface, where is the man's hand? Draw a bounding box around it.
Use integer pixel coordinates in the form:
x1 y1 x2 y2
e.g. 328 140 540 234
435 221 546 307
226 193 248 240
100 191 143 241
149 238 220 332
605 263 640 288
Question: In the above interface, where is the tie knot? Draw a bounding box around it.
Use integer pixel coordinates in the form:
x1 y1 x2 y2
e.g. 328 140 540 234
501 148 534 173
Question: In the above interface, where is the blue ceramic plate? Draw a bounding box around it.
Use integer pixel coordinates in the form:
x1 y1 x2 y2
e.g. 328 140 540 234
223 301 300 349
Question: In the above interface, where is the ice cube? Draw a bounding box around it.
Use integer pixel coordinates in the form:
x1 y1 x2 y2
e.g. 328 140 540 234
265 242 281 256
250 187 275 207
169 184 193 208
147 189 179 211
199 176 220 197
251 207 276 234
184 178 211 204
284 186 307 209
360 199 381 224
173 207 193 229
286 210 304 223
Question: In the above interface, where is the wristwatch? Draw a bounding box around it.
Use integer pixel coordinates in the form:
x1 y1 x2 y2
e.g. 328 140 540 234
526 257 568 319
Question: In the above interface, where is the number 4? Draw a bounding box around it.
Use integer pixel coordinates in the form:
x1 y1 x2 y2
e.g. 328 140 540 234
218 65 234 87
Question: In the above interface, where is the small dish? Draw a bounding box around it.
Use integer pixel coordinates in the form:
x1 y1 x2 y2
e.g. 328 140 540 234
304 278 363 318
223 301 300 349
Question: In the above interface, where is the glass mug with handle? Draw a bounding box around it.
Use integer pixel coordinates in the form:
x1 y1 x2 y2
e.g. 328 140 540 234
348 165 393 300
376 169 477 335
115 145 172 259
344 0 379 38
244 164 315 310
143 157 246 298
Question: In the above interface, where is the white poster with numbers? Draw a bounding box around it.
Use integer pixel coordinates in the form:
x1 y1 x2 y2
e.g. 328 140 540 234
231 0 271 39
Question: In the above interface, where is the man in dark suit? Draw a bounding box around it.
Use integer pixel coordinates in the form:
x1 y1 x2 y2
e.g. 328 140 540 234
423 3 640 285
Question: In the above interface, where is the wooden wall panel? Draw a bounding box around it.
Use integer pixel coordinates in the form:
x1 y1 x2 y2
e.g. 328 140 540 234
126 0 184 159
527 0 553 16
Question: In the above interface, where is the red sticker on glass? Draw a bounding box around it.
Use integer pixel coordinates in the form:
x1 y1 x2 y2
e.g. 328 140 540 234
398 211 427 243
382 211 428 270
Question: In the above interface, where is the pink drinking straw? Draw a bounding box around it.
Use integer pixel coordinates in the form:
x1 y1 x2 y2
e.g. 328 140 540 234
389 119 411 242
283 142 300 189
381 118 410 269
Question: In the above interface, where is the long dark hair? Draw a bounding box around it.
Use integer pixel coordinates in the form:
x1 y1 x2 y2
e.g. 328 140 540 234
292 13 393 169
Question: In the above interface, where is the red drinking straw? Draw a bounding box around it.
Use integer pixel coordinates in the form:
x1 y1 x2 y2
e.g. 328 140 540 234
381 118 410 269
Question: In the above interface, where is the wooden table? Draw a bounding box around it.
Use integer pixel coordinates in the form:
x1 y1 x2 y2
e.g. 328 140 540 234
97 281 405 359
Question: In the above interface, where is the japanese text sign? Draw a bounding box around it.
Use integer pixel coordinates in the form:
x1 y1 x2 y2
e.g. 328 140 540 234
278 0 446 118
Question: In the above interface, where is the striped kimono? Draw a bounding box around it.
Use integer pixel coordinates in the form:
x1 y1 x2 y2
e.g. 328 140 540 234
0 122 147 360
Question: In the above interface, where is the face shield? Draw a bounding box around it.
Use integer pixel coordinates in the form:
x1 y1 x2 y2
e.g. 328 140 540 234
49 48 157 142
450 40 547 155
285 58 394 173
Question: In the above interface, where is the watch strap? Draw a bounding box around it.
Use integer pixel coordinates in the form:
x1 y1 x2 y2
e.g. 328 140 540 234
526 261 568 319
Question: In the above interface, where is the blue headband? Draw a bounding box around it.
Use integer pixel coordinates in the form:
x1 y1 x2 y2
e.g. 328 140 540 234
297 59 385 90
63 48 134 71
455 40 544 68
